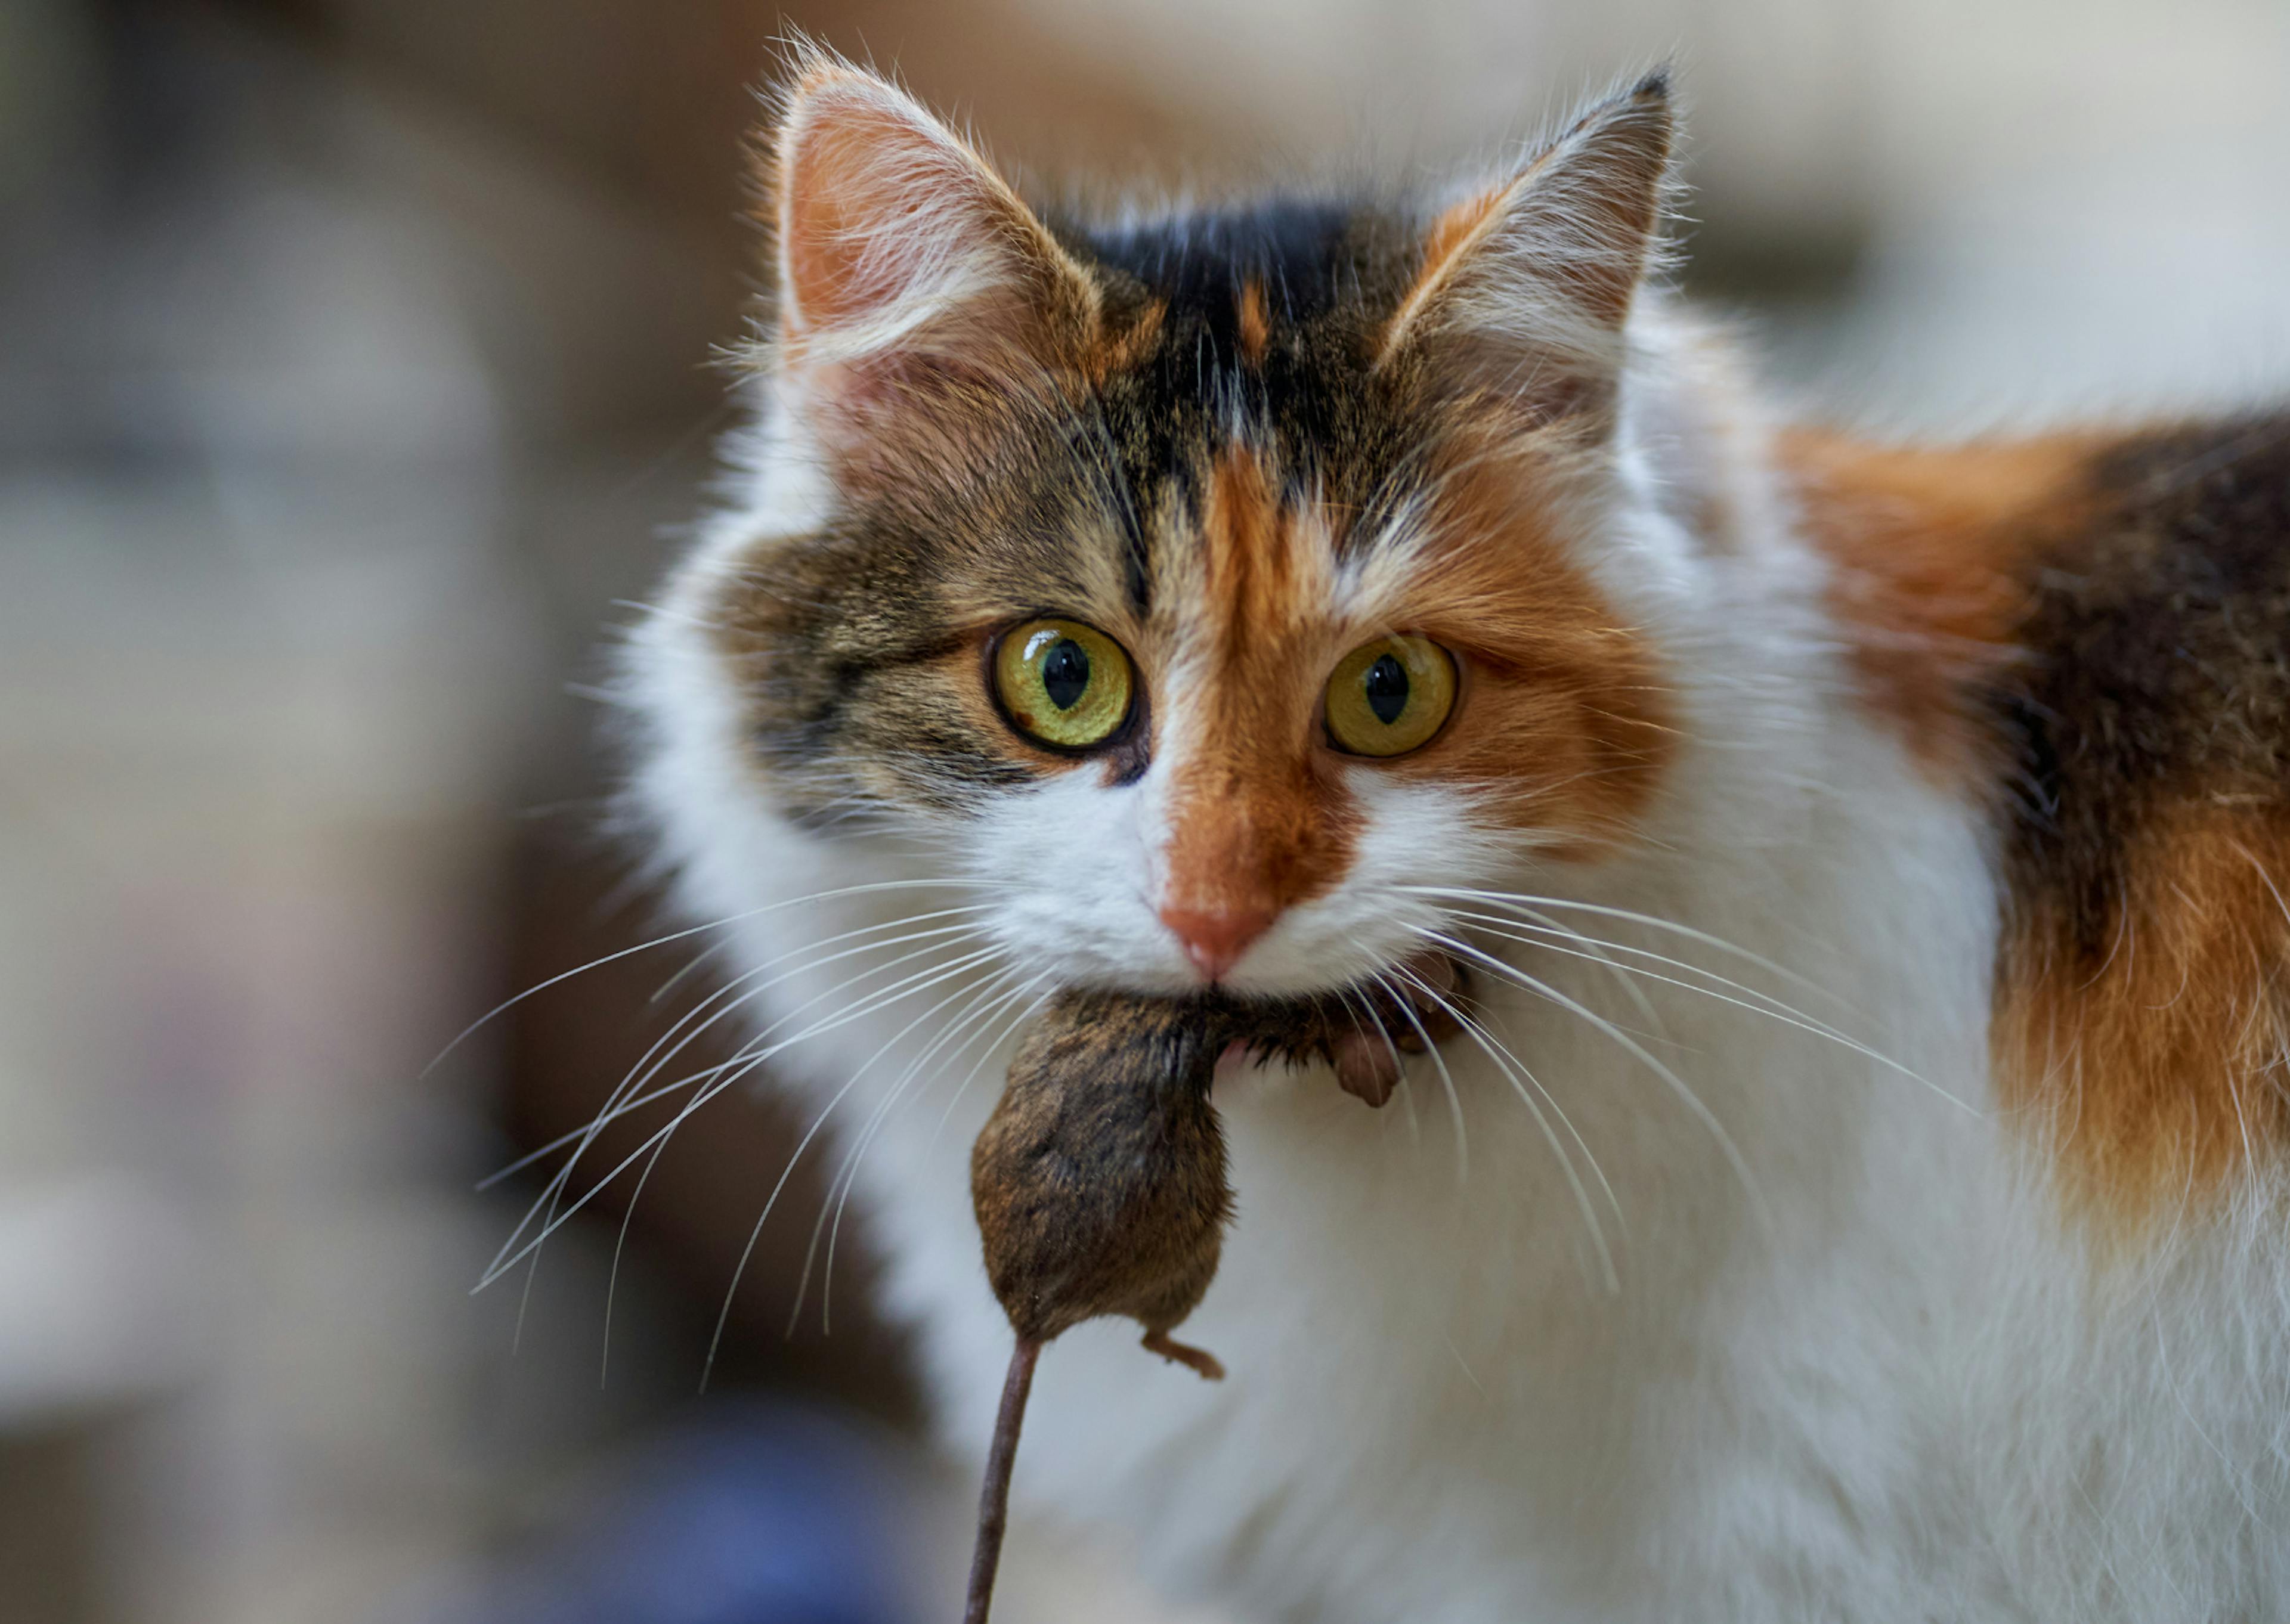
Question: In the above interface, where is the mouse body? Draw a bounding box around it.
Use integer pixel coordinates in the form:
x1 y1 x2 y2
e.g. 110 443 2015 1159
969 965 1466 1372
971 988 1233 1376
960 966 1466 1619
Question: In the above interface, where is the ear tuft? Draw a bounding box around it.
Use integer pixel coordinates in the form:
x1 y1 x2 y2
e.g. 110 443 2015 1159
1629 66 1672 102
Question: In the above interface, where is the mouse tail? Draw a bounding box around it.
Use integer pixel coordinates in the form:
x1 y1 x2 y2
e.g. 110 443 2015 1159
964 1334 1043 1624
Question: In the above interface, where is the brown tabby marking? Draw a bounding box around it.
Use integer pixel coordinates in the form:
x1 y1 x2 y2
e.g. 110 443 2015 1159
1086 296 1168 382
1788 416 2290 1219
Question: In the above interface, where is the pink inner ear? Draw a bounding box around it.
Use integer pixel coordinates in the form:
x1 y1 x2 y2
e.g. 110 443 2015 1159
769 70 1100 471
775 72 1063 365
781 96 943 336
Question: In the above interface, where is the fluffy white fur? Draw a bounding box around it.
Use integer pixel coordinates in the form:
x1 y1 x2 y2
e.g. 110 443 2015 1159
619 86 2290 1624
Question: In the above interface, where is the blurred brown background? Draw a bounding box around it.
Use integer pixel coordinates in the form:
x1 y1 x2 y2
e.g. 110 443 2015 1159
3 1 2286 1620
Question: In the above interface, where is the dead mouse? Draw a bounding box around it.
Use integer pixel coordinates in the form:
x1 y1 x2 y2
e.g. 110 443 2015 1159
959 961 1466 1621
974 988 1235 1378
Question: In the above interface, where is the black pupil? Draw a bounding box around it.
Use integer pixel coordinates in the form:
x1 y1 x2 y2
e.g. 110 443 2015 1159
1042 639 1091 711
1363 653 1409 724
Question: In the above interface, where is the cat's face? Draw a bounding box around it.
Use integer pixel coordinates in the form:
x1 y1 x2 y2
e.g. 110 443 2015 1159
698 60 1681 999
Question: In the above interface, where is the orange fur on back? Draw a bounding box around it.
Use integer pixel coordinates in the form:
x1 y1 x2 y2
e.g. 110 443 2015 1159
1779 427 2096 783
2000 804 2290 1220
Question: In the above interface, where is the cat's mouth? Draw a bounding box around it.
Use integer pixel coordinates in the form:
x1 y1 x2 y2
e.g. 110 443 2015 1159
1217 949 1469 1109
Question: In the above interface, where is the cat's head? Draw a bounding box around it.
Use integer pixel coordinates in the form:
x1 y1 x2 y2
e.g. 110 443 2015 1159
658 55 1703 1000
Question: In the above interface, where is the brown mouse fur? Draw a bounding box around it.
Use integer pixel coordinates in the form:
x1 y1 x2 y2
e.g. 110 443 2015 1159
960 965 1466 1622
971 962 1470 1370
973 989 1237 1374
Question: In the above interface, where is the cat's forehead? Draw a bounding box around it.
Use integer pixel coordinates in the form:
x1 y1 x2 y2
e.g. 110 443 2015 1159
822 194 1552 643
1045 199 1431 595
1072 200 1414 407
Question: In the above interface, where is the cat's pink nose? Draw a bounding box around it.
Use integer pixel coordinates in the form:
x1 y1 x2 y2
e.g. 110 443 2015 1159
1159 905 1275 983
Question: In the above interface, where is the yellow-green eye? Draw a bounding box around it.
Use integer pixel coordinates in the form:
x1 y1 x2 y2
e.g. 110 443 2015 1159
1324 634 1457 757
994 619 1135 750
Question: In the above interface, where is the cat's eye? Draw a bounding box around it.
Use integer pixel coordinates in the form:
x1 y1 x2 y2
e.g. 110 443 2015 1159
994 618 1135 751
1323 634 1457 757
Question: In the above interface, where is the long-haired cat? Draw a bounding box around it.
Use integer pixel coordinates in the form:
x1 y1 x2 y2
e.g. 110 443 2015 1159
617 49 2290 1622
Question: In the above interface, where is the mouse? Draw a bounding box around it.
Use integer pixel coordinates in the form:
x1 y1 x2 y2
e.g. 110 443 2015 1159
959 961 1465 1622
973 987 1236 1377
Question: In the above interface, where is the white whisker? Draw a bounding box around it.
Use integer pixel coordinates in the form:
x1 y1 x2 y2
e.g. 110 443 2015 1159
922 981 1062 1163
797 965 1030 1336
1335 984 1419 1145
1391 960 1620 1291
1447 910 1969 1114
701 946 1009 1386
486 924 1005 1324
818 970 1052 1332
1421 929 1773 1234
428 877 1012 1076
482 909 1008 1193
1370 970 1469 1185
1397 886 1847 1012
477 943 1005 1293
559 912 1004 1174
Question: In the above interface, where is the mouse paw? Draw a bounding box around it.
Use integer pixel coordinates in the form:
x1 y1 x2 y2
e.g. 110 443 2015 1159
1142 1329 1226 1381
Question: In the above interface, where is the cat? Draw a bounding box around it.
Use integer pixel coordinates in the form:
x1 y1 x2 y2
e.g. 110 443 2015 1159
616 47 2290 1623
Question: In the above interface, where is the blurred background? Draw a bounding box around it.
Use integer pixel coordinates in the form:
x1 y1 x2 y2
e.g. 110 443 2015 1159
2 1 2287 1620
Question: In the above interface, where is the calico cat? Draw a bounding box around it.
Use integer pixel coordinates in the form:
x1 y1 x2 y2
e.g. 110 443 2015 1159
618 48 2290 1622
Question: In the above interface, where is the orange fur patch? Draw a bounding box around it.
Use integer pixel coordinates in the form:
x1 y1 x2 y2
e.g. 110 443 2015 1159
1236 280 1271 365
1161 451 1356 920
1780 428 2100 783
1381 188 1500 361
1388 444 1674 854
1997 805 2290 1222
1161 440 1675 910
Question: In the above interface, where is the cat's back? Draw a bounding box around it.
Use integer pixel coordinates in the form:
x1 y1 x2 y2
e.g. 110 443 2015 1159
1793 410 2290 1214
2009 413 2290 815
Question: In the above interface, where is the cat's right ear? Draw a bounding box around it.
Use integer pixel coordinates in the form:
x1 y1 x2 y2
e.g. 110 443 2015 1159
1379 72 1676 431
765 57 1094 410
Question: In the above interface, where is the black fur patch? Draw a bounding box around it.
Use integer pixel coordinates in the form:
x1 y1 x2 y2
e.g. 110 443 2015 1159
1067 203 1431 580
1997 414 2290 959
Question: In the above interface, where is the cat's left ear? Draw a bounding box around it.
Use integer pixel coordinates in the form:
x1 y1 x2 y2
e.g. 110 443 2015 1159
1381 72 1676 427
